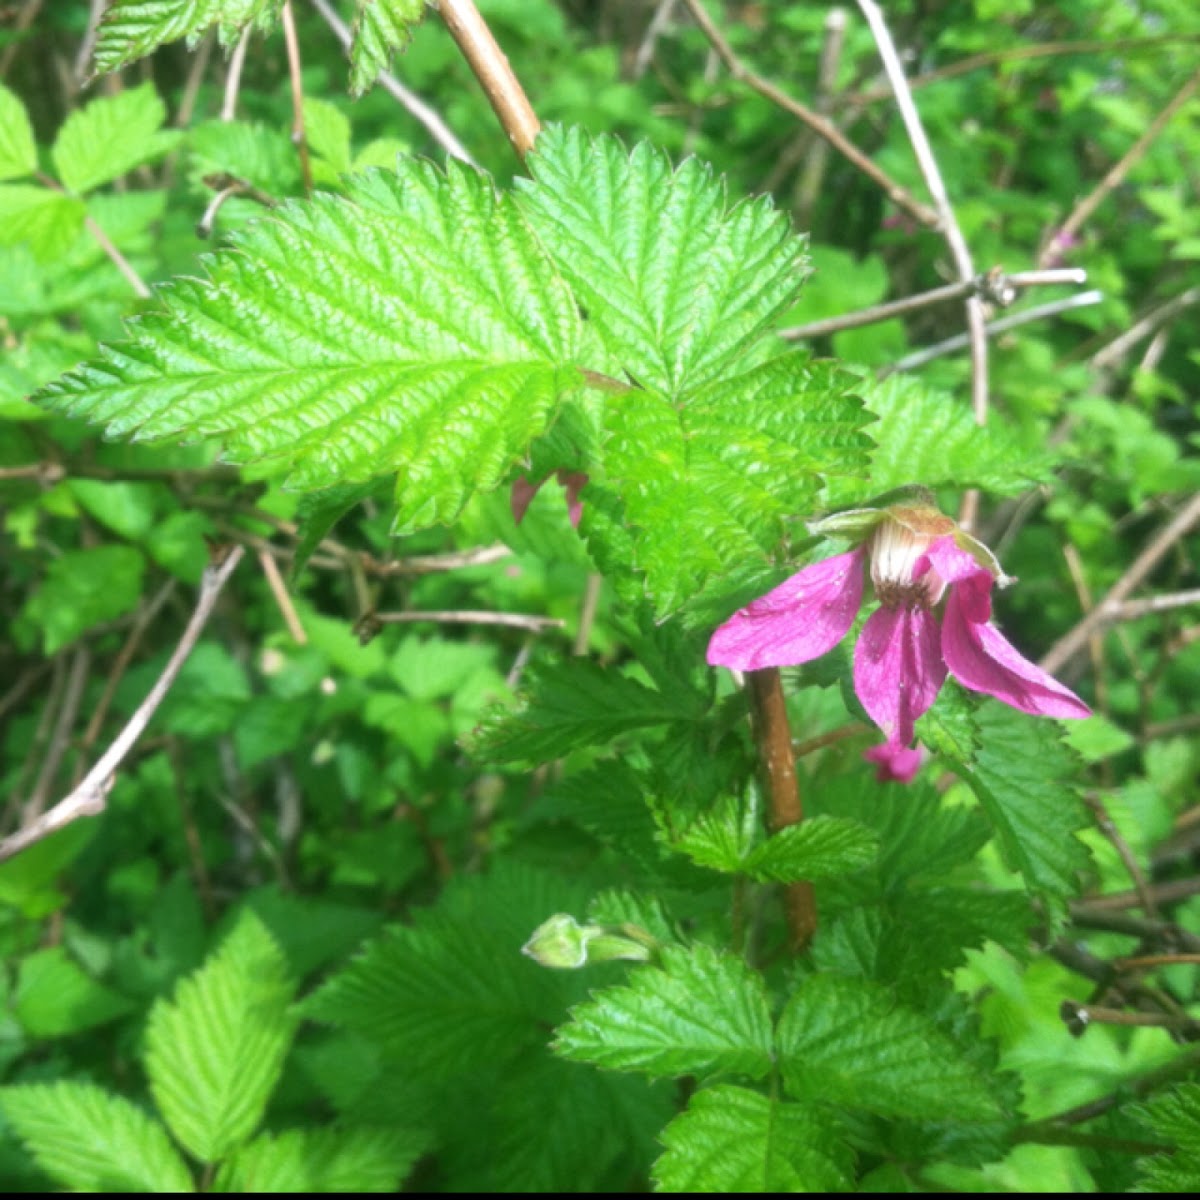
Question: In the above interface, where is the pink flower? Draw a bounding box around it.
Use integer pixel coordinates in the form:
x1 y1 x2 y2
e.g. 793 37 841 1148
511 470 588 528
707 504 1089 780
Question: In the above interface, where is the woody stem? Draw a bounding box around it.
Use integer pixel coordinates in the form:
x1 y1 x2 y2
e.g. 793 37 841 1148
746 668 816 951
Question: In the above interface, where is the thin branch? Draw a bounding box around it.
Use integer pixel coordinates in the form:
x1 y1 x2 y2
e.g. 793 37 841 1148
280 0 313 193
438 0 541 159
1108 588 1200 623
1093 286 1200 370
1119 953 1200 971
780 267 1087 341
23 648 90 821
573 573 602 656
678 0 940 229
308 0 475 164
1041 492 1200 675
1070 907 1200 954
221 26 251 121
1060 999 1200 1036
856 0 988 442
37 171 151 298
80 578 179 752
0 548 244 865
257 549 307 643
633 0 678 80
1039 67 1200 267
1083 795 1157 919
793 7 847 226
792 722 867 758
853 34 1200 104
1016 1045 1200 1133
72 0 105 85
1078 878 1200 914
363 609 564 633
886 289 1104 373
0 0 44 78
746 669 816 952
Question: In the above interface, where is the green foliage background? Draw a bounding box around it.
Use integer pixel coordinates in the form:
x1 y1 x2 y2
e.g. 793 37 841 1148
1 0 1199 1192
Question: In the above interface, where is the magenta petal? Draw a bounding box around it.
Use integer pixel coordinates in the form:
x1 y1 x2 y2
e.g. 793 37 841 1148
864 740 925 784
511 476 541 525
942 583 1091 719
556 470 589 529
923 538 993 621
707 548 865 671
853 604 947 746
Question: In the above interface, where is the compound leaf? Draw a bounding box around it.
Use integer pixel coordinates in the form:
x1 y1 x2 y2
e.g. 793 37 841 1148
37 162 584 533
555 944 774 1080
518 126 807 398
144 910 297 1162
0 1082 193 1192
653 1085 854 1193
777 974 1003 1123
52 83 180 195
349 0 427 96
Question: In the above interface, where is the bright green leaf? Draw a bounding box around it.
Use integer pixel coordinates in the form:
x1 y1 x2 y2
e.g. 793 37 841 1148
52 83 180 195
1134 1085 1200 1192
606 354 871 614
215 1126 428 1192
349 0 427 96
949 706 1091 922
0 84 37 181
302 97 353 175
0 185 85 261
776 974 1003 1122
518 126 807 398
144 910 297 1163
13 948 134 1037
653 1085 854 1193
0 1082 194 1192
92 0 282 74
473 659 700 763
555 944 774 1080
823 375 1054 506
37 162 584 533
22 544 145 654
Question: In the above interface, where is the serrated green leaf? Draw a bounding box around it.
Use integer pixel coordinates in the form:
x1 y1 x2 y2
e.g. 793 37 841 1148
187 118 300 198
473 659 700 763
652 1085 855 1193
92 1 282 74
777 974 1003 1122
13 948 135 1037
0 185 85 260
52 83 180 194
823 375 1053 506
302 98 353 176
671 792 877 882
0 1083 194 1192
607 354 871 613
38 162 584 534
1134 1085 1200 1192
349 0 427 96
22 544 146 654
0 84 37 181
555 944 774 1079
303 865 585 1080
290 482 379 578
144 910 297 1162
950 706 1090 921
743 818 879 882
215 1126 428 1192
519 126 807 398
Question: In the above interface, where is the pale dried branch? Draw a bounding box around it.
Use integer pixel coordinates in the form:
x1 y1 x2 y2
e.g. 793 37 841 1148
0 548 244 864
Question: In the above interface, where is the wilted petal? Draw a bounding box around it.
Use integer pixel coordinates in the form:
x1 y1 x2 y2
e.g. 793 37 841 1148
942 577 1091 719
853 604 947 746
863 739 925 784
556 470 589 529
707 548 865 671
511 476 541 524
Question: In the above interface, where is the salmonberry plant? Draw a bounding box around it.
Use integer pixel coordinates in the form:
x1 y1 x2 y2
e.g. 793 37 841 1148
1 0 1198 1193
